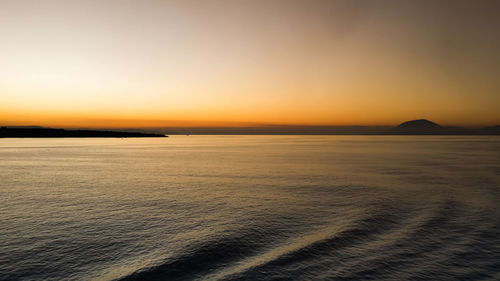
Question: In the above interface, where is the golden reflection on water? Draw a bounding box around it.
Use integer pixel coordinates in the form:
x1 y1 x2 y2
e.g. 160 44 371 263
1 136 499 280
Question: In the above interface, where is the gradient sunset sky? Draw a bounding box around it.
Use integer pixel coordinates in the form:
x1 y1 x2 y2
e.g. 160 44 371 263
1 0 499 128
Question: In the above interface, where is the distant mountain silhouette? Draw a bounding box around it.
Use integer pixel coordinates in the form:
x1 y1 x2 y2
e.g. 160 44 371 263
391 119 442 134
388 119 500 135
396 119 441 129
0 127 167 138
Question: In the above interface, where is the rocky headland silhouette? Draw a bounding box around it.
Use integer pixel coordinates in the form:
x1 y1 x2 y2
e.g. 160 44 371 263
0 127 167 138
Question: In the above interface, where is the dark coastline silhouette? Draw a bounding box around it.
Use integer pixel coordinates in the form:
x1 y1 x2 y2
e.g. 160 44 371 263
0 127 166 138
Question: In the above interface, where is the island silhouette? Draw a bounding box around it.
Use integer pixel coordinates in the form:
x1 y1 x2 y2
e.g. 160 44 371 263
386 119 499 135
396 119 441 129
388 119 448 135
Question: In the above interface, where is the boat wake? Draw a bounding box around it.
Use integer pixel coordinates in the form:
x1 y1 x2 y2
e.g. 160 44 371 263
118 199 500 280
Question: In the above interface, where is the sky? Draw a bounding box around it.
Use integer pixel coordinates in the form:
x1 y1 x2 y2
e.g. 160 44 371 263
1 0 499 128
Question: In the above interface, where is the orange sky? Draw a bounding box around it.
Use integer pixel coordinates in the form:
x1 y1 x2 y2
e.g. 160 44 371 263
1 0 499 128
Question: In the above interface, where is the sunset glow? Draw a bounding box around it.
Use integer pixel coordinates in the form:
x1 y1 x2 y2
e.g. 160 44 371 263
1 0 499 128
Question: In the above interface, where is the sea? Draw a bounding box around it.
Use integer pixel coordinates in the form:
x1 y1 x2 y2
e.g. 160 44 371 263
1 136 499 281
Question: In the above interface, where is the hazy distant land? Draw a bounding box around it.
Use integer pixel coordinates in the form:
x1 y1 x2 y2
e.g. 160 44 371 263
2 120 498 137
0 126 166 138
155 119 500 135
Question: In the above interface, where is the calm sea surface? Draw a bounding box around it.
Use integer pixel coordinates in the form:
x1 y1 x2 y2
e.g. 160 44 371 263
1 136 499 280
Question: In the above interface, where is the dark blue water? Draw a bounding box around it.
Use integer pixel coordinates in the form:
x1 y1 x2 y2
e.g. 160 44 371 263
1 136 499 280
